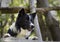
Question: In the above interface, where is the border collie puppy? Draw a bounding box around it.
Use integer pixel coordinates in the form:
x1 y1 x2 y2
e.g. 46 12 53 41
4 8 36 39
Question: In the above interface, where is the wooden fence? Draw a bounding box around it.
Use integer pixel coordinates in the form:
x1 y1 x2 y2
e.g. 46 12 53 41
0 7 60 13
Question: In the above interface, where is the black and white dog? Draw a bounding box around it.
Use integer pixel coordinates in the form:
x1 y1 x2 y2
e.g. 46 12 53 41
4 8 36 39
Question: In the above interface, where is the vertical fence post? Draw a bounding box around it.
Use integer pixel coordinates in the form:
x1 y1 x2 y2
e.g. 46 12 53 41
29 0 43 42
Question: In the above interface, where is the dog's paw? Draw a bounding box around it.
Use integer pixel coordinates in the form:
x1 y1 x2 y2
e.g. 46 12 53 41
3 33 11 38
26 36 38 40
32 37 38 40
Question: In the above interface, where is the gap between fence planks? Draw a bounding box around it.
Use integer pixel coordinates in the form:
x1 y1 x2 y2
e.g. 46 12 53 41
0 7 60 13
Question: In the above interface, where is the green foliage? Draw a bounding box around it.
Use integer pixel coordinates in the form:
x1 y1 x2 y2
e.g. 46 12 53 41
9 0 29 7
57 11 60 21
49 0 60 21
49 0 59 6
57 11 60 16
9 0 20 7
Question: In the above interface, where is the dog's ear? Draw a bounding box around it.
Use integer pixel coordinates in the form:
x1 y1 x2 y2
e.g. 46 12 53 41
18 8 25 16
30 13 36 19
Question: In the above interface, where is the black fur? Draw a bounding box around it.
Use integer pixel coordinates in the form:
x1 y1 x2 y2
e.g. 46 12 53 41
8 29 17 37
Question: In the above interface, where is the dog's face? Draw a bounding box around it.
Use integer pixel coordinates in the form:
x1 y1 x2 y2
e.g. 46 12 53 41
15 8 36 31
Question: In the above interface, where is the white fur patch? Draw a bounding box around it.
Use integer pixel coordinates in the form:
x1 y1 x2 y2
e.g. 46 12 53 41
28 36 38 40
25 30 31 38
30 22 34 26
9 22 19 33
29 15 31 20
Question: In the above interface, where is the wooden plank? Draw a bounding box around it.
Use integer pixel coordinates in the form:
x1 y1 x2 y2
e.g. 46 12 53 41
0 7 29 13
36 7 60 13
0 7 60 13
29 0 43 42
0 38 40 42
1 39 40 42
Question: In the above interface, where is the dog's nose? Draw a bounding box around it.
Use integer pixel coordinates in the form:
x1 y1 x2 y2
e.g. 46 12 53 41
31 26 34 28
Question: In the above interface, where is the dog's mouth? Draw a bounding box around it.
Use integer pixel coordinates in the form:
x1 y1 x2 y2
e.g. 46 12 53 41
28 29 32 31
22 25 34 31
23 27 32 31
28 26 34 31
27 27 34 31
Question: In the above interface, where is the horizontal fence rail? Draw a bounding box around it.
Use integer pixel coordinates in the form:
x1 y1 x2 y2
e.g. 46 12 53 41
0 38 40 42
0 6 60 13
0 7 30 13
